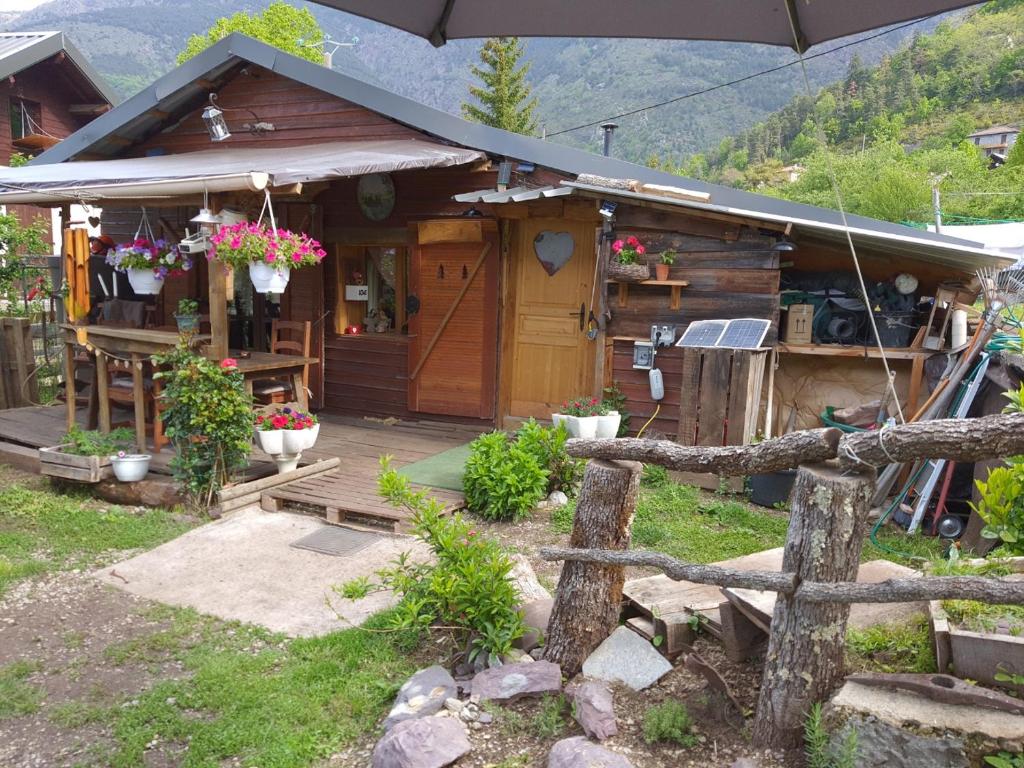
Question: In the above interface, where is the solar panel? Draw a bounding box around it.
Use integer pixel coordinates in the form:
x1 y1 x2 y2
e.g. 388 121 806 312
675 318 770 350
717 318 771 349
676 320 727 347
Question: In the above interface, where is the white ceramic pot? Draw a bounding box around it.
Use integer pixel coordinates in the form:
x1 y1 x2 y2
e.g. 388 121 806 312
126 268 164 295
596 411 621 439
282 428 308 454
110 454 151 482
256 429 283 455
551 413 566 430
303 423 320 450
274 454 301 474
566 415 599 439
249 262 290 293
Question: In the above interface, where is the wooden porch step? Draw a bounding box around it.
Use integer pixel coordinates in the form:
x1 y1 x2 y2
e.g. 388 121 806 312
261 470 465 534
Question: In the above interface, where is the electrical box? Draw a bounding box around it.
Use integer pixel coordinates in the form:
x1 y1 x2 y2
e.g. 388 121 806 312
650 324 676 348
784 304 814 344
632 340 655 370
649 368 664 401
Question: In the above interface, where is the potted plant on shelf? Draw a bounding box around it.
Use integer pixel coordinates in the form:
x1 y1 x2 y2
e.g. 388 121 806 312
607 235 650 282
655 250 676 282
110 449 152 482
210 222 326 293
107 238 192 295
175 298 200 334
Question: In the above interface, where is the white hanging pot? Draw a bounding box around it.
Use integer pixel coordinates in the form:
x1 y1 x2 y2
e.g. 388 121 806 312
249 262 290 293
256 429 283 455
126 268 164 295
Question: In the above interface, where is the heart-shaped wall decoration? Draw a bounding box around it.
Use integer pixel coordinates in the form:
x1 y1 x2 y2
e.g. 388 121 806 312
88 216 101 228
533 230 574 276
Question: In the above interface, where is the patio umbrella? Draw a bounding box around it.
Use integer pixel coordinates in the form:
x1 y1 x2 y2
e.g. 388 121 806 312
305 0 982 51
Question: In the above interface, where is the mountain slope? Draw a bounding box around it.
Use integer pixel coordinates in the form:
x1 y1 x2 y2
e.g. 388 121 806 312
2 0 944 163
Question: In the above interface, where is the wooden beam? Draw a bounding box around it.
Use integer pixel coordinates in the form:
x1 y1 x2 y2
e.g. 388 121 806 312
68 104 112 115
207 195 229 361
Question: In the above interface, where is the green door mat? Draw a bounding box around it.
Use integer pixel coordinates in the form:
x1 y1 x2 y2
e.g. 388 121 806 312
397 443 472 492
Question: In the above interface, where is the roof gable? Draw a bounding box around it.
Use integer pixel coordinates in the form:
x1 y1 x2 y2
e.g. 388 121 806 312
0 31 117 106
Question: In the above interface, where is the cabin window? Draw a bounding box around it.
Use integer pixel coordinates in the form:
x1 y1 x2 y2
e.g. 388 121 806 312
334 245 408 334
9 98 41 140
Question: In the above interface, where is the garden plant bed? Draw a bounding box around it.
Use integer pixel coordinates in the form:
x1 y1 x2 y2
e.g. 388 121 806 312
931 597 1024 690
38 444 113 484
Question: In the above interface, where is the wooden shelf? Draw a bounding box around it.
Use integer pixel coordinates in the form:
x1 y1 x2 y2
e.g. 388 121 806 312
777 343 934 360
607 279 690 310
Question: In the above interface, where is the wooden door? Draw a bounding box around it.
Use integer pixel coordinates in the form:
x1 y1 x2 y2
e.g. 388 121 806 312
507 218 597 419
408 225 499 419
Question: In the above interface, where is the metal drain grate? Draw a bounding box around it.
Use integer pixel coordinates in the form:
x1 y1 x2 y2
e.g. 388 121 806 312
290 525 381 558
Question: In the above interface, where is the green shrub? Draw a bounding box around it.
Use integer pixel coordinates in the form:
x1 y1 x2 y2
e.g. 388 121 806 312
531 693 568 738
987 752 1024 768
61 426 136 456
805 702 858 768
972 385 1024 554
515 418 583 496
337 459 525 661
464 430 549 521
641 463 669 487
602 382 631 436
642 700 696 747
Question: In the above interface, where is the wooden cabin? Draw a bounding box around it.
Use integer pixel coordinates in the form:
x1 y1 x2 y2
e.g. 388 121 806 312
0 34 1011 443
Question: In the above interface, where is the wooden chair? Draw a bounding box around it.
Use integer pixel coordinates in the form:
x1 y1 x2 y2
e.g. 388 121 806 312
106 358 168 451
252 319 312 405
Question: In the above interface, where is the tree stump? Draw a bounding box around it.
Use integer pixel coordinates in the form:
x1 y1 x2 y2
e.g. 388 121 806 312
544 459 642 676
751 463 874 749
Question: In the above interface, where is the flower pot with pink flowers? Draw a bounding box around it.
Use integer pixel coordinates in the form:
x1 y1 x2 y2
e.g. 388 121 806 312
608 235 649 282
210 221 326 294
254 407 320 473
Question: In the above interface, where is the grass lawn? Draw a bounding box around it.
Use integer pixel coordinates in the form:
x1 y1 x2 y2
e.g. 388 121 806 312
0 478 194 595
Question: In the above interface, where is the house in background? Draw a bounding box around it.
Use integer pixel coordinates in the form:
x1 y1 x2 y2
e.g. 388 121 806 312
0 31 116 246
968 125 1019 159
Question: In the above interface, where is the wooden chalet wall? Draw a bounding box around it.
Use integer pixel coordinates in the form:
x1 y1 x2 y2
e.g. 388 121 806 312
606 204 779 438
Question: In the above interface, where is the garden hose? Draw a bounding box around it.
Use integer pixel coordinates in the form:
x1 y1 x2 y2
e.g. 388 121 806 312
636 403 661 438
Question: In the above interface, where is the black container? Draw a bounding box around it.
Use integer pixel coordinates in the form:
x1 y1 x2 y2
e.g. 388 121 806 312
871 310 917 348
749 469 797 508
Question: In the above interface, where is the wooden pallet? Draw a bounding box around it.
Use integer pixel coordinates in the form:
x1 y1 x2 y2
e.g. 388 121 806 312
260 470 465 533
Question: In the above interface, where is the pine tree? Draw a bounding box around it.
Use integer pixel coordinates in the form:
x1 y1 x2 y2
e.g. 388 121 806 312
462 38 538 135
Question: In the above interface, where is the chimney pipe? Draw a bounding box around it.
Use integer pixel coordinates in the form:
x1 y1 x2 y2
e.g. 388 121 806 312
600 122 618 157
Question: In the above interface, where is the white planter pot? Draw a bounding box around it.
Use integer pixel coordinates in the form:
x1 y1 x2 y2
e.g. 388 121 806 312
126 268 164 295
566 415 599 439
110 454 151 482
282 429 308 454
551 413 566 430
274 454 301 474
249 262 290 293
256 429 283 455
303 423 320 450
596 411 621 439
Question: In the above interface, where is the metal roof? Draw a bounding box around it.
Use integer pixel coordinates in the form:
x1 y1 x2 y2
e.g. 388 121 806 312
0 31 118 106
32 33 996 264
458 184 1013 272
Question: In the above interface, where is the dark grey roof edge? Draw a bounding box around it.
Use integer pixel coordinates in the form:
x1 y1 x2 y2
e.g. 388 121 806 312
0 31 118 106
34 32 984 252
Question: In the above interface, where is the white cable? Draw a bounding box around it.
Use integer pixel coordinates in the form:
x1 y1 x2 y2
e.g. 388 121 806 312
783 5 906 423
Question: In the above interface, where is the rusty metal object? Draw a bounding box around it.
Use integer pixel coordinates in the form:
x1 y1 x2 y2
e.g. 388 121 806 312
847 672 1024 716
684 652 744 715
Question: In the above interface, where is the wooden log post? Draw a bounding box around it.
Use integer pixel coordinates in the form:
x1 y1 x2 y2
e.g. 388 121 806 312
751 463 874 749
543 459 642 677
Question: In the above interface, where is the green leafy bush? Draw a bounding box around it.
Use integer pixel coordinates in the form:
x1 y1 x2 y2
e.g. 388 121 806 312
972 386 1024 554
154 344 252 508
805 702 858 768
986 753 1024 768
463 430 549 521
337 459 525 661
61 426 136 457
515 419 583 496
642 700 696 747
602 382 631 436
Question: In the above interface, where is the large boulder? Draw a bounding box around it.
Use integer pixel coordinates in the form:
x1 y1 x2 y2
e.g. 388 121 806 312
384 665 458 731
547 737 633 768
372 717 471 768
565 679 617 741
582 626 673 691
471 660 562 702
515 597 554 652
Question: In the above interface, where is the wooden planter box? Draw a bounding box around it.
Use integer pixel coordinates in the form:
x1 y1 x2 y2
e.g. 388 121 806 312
38 444 114 483
929 557 1024 692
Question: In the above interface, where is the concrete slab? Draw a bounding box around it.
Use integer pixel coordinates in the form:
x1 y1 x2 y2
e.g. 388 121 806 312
724 559 926 632
93 507 428 637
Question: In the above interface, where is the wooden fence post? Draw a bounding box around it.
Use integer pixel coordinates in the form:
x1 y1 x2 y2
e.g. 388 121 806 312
751 463 875 749
544 458 642 676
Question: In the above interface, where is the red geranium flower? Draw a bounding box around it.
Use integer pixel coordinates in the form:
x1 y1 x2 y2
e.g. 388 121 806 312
220 358 238 370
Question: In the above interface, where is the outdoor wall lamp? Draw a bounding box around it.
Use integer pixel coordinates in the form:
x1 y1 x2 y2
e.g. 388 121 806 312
202 94 276 143
773 236 797 252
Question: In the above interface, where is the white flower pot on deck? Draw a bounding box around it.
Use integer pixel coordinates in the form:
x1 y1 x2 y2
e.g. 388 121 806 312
256 429 283 455
110 454 151 482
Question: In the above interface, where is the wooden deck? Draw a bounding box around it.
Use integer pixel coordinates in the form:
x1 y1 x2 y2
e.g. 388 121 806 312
0 405 478 529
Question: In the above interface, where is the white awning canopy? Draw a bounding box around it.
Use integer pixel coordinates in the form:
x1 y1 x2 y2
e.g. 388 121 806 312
0 139 486 204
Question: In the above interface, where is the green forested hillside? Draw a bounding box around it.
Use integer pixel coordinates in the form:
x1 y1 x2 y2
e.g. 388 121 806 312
680 0 1024 224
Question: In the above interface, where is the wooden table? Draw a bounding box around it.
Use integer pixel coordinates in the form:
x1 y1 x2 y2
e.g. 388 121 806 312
232 351 318 411
62 325 209 452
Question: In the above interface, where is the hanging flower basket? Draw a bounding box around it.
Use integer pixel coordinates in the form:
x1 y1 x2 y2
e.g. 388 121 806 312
126 267 164 295
249 262 291 293
607 262 650 282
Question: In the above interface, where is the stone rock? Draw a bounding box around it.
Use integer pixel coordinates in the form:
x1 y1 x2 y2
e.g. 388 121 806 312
582 626 673 691
502 648 532 665
547 737 633 768
530 648 545 660
372 717 471 768
384 665 457 731
515 597 554 652
547 490 569 507
833 717 967 768
566 679 617 741
509 555 552 603
471 660 562 702
443 698 463 713
730 759 760 768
